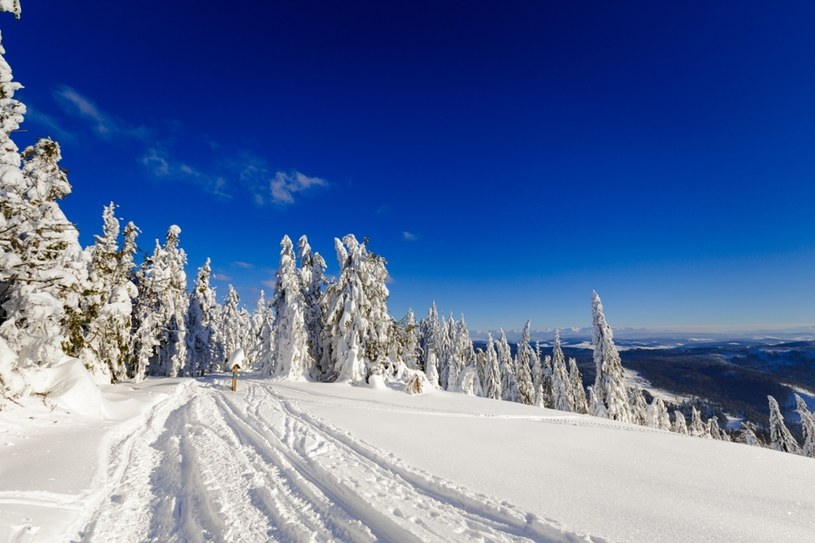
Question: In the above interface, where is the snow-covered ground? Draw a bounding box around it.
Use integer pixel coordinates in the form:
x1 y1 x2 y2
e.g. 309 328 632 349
1 375 813 543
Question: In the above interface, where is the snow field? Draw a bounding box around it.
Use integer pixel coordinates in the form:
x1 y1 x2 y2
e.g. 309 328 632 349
3 376 814 543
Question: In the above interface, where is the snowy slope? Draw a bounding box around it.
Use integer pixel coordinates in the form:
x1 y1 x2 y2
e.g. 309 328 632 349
1 376 813 543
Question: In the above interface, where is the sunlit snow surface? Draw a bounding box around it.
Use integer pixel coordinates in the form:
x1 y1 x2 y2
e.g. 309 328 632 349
1 375 813 542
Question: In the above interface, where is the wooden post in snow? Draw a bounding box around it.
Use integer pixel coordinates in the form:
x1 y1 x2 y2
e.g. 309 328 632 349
231 364 239 392
228 348 245 392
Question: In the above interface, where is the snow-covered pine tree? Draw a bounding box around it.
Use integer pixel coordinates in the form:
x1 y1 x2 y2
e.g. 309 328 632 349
645 397 671 431
220 285 244 369
673 410 688 435
0 138 87 372
298 235 326 369
185 258 218 376
131 250 160 382
0 20 26 406
794 394 815 458
401 309 420 370
739 421 761 447
588 386 606 418
245 290 271 367
253 291 275 375
568 357 589 414
437 314 455 390
481 333 502 400
541 349 555 408
154 226 188 377
131 226 188 379
320 235 393 383
498 329 520 403
270 235 312 379
531 343 545 407
419 302 441 386
514 321 536 405
767 395 800 454
707 416 729 441
550 329 573 411
84 203 138 381
630 388 648 426
591 292 631 422
449 316 476 391
689 406 708 438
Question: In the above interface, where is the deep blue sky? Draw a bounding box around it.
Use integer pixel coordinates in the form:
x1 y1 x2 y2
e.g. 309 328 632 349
4 1 815 331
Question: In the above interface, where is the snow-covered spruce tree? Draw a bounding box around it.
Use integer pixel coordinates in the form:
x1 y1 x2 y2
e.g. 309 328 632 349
401 309 420 370
185 258 218 376
419 302 440 386
590 292 631 423
630 388 648 426
540 351 555 408
320 235 393 383
673 410 688 435
448 316 476 391
153 226 188 377
131 226 188 379
298 235 326 369
707 416 729 442
437 315 455 390
498 329 520 403
739 421 761 447
513 321 536 405
550 329 573 411
84 203 138 381
253 291 275 375
645 397 671 431
220 285 244 369
689 406 708 438
588 386 606 418
568 357 589 414
481 333 502 400
246 290 270 367
0 138 87 373
0 10 25 405
767 395 800 454
794 394 815 458
269 235 312 379
531 343 545 407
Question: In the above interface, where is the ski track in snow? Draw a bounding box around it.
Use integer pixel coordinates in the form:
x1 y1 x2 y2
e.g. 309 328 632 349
73 379 601 543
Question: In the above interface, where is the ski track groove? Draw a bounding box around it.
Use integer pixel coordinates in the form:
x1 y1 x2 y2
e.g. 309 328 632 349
239 384 604 541
77 378 602 542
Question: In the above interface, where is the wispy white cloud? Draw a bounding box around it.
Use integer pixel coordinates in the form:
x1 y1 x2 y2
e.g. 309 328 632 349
47 85 327 206
52 85 149 141
270 170 327 205
25 105 77 143
142 148 170 176
212 272 233 282
402 231 417 241
232 261 255 269
142 146 231 200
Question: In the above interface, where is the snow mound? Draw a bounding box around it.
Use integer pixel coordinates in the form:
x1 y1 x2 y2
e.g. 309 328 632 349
27 358 103 418
227 348 245 369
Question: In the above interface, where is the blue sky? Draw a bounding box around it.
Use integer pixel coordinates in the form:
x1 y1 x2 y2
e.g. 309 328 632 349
4 1 815 331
